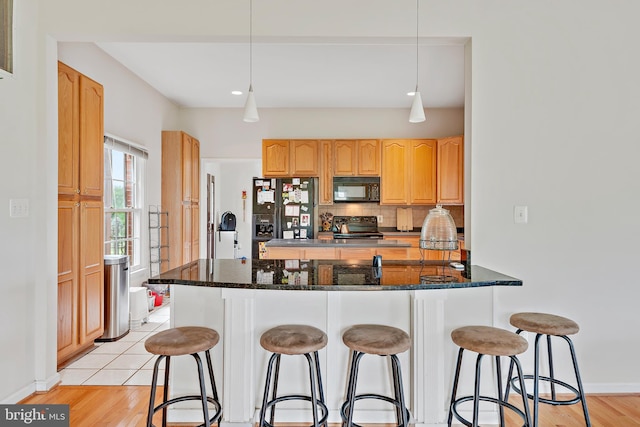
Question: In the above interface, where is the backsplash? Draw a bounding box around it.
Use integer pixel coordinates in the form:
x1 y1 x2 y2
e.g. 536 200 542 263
321 204 464 230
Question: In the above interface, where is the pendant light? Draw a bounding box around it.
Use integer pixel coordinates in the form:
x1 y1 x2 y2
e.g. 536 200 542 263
243 0 259 122
409 0 426 123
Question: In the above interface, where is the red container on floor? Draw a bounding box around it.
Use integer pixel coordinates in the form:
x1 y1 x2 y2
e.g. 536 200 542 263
154 292 163 306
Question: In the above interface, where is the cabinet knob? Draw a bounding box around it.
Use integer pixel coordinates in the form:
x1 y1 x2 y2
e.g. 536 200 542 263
76 188 80 194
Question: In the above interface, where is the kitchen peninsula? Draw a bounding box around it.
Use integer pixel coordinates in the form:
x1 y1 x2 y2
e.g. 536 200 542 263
149 259 520 426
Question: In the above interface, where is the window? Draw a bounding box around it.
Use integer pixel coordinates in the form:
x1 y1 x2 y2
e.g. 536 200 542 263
0 0 12 75
104 135 147 270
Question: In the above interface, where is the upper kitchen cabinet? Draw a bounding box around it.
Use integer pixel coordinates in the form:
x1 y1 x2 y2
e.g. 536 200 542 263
291 140 319 176
58 61 104 198
380 140 410 204
333 139 380 176
191 137 200 203
380 139 436 205
357 139 381 175
262 140 290 177
333 140 357 176
437 135 464 204
262 139 319 177
162 131 201 271
319 140 334 205
410 139 437 204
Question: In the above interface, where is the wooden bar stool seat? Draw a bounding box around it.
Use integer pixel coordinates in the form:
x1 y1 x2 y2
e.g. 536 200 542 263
448 325 531 427
505 312 591 427
341 324 411 427
145 326 222 427
258 324 328 427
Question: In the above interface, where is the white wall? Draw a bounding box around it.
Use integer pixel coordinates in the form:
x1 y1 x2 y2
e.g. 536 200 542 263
0 0 42 401
2 0 640 404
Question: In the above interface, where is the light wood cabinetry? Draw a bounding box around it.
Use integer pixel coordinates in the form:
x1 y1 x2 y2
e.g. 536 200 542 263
291 140 319 176
262 139 319 177
262 245 409 260
319 141 334 205
333 139 380 176
357 139 381 175
380 139 436 205
57 62 104 367
437 135 464 204
410 140 437 204
383 235 461 261
333 140 357 175
162 131 201 271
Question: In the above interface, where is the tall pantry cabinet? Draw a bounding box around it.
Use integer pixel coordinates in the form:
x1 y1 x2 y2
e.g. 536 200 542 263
57 62 105 367
161 131 201 271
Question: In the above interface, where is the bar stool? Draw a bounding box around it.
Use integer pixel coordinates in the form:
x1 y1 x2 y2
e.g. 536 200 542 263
448 325 531 427
258 324 328 427
505 312 591 427
144 326 222 427
341 324 411 427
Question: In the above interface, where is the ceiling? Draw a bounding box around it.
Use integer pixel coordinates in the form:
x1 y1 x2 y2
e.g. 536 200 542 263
95 39 465 110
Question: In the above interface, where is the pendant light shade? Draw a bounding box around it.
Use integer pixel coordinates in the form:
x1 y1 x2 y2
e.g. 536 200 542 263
243 0 259 122
243 85 259 122
409 0 426 123
409 89 425 123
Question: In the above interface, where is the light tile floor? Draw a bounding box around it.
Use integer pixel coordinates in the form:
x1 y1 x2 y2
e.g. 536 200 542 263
59 304 170 386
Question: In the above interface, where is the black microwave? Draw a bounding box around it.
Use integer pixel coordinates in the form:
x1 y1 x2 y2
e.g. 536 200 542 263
333 177 380 203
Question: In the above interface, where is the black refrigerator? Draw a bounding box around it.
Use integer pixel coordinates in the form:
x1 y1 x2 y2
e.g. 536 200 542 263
251 177 317 258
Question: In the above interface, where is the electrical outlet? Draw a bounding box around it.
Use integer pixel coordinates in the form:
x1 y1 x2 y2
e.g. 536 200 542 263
376 215 383 223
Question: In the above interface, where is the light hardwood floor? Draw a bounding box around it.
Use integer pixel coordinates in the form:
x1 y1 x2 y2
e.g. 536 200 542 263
19 385 640 426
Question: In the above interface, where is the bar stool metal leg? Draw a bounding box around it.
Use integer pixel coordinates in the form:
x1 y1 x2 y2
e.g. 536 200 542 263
505 330 591 427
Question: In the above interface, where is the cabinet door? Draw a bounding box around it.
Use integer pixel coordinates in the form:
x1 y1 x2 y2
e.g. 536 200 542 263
381 266 412 285
191 203 200 262
357 139 380 176
191 138 200 203
291 140 319 176
182 204 192 264
334 140 357 176
58 63 79 196
318 140 334 205
262 140 290 177
78 74 104 198
410 139 437 204
79 200 104 344
437 136 464 204
380 140 409 205
58 200 79 359
182 133 192 202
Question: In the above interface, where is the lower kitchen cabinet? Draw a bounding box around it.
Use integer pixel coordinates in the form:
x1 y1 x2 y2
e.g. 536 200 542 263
262 245 410 260
383 235 461 261
57 199 104 366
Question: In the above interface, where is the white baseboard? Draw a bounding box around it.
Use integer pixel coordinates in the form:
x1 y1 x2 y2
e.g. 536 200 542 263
584 382 640 394
1 373 60 404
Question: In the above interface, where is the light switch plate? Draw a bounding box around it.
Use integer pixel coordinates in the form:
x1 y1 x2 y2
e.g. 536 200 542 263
10 199 29 218
376 215 383 223
514 205 528 224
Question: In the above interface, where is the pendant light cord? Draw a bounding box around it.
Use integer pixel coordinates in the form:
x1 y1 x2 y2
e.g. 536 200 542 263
415 0 419 92
249 0 253 87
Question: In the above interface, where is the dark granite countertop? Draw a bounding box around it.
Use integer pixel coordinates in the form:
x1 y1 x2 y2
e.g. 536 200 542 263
148 259 522 291
265 238 411 248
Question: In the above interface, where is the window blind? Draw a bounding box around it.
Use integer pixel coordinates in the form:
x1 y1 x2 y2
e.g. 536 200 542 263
104 134 149 159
